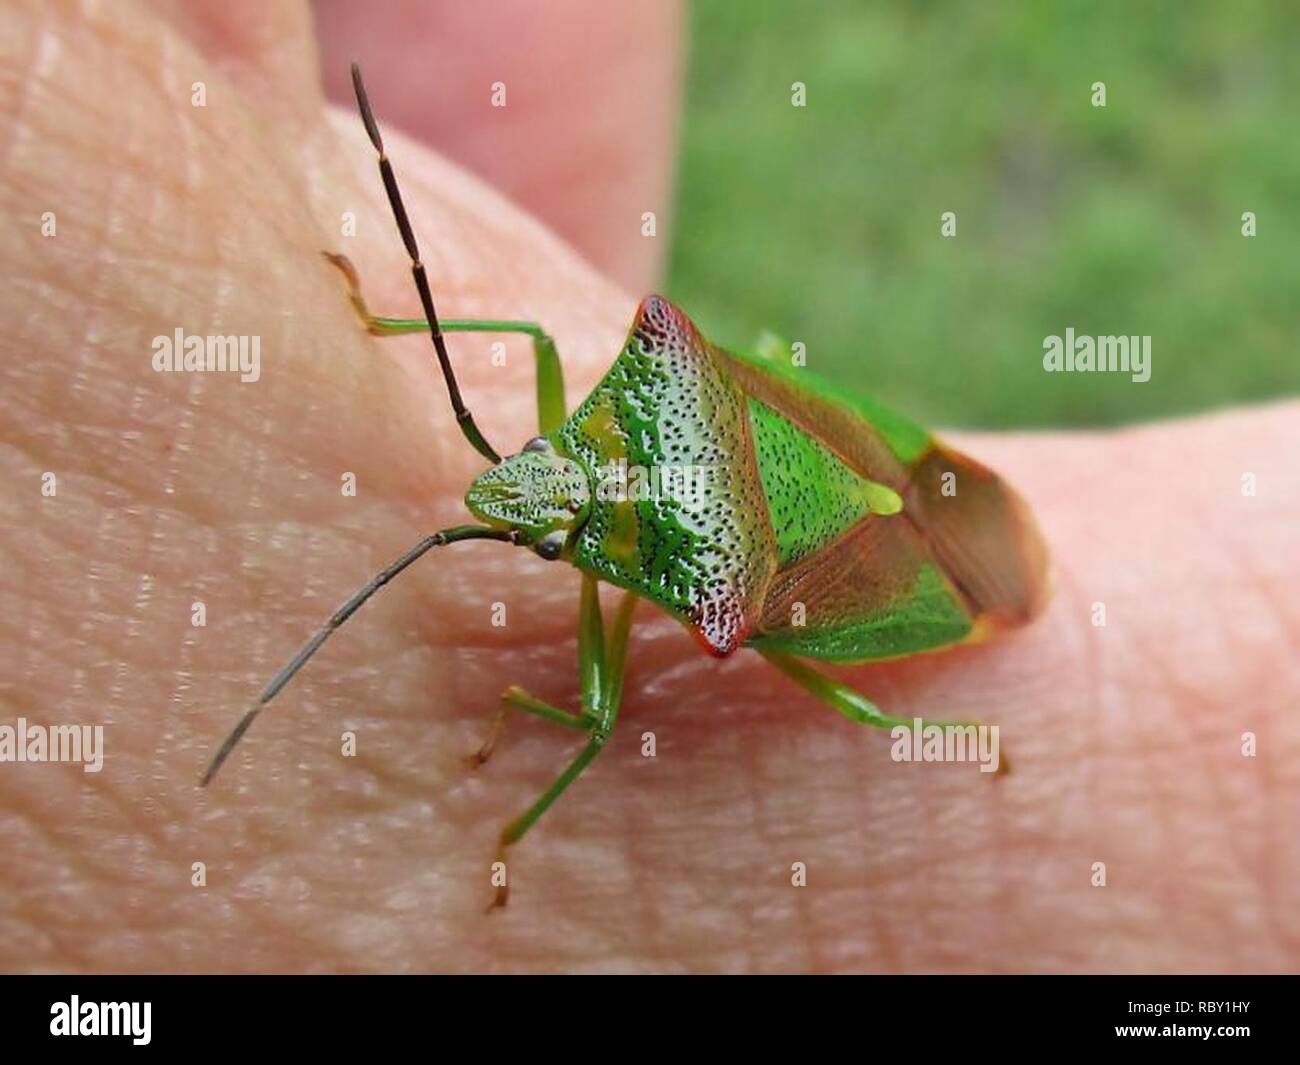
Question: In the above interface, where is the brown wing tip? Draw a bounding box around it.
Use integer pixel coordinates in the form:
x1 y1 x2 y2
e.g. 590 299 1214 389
906 443 1051 629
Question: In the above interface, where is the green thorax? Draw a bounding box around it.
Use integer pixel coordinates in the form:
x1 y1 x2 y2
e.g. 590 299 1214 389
552 296 779 655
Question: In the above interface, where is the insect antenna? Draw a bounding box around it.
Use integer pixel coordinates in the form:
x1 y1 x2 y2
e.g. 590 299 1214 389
200 524 514 787
349 61 501 465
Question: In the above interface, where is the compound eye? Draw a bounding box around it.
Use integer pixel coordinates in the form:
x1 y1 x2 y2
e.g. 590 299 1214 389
535 530 566 561
522 436 552 454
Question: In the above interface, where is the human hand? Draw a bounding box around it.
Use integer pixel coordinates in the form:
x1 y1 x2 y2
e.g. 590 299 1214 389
1 0 1295 974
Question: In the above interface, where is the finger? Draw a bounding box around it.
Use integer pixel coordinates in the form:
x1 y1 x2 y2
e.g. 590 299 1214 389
146 0 323 126
315 0 684 293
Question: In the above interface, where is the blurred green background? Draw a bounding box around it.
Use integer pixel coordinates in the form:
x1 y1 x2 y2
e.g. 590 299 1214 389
666 0 1300 429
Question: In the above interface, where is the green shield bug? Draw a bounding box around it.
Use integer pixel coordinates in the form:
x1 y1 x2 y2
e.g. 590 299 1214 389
202 64 1050 906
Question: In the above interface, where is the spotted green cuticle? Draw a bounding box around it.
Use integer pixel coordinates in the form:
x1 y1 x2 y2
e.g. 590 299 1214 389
556 296 778 654
747 398 901 567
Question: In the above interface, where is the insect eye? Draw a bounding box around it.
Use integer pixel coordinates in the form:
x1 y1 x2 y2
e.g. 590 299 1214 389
522 437 551 454
534 531 566 561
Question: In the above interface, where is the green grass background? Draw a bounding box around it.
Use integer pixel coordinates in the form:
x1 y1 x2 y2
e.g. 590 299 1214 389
666 0 1300 429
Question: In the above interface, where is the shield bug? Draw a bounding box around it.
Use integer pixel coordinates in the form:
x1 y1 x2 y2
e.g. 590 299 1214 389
202 64 1050 906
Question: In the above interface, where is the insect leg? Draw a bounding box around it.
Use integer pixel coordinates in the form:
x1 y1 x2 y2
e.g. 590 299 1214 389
468 686 594 769
489 581 638 908
324 252 566 434
760 649 989 732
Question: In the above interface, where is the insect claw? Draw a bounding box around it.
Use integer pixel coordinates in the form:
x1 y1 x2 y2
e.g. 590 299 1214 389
486 883 510 913
321 249 359 287
322 251 382 333
468 704 508 769
487 846 511 912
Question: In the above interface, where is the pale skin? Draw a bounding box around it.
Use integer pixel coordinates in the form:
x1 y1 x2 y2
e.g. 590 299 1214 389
1 1 1297 973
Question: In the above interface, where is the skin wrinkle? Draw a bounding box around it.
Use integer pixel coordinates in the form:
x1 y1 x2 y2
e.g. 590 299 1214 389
754 712 800 972
156 91 204 713
1231 540 1300 656
0 4 45 172
1232 628 1293 956
1128 480 1287 957
1144 629 1258 923
1259 609 1300 948
1048 535 1108 899
66 196 119 696
1097 566 1190 951
1260 707 1292 955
